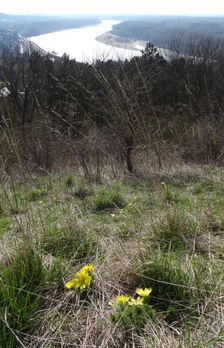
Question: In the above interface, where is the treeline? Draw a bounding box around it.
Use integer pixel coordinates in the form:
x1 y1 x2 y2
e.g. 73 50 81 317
0 30 20 57
0 13 100 37
111 17 224 48
0 38 224 177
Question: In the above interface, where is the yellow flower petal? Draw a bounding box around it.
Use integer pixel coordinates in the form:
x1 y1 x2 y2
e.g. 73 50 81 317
66 264 94 291
128 297 144 306
73 269 92 289
136 288 152 298
110 294 130 306
65 278 77 289
81 264 94 274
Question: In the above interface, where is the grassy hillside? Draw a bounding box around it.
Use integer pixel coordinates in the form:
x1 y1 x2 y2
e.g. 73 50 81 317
0 165 223 347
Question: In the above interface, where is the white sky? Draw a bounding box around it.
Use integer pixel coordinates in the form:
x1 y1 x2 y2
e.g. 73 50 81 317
1 0 224 16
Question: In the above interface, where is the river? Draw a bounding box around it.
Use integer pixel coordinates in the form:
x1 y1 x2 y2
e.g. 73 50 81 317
29 20 144 62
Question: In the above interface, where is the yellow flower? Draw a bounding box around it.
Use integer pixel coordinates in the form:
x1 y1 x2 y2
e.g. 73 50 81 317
128 297 144 306
65 278 77 289
65 264 94 291
81 264 94 274
136 288 152 298
110 294 130 306
73 269 92 290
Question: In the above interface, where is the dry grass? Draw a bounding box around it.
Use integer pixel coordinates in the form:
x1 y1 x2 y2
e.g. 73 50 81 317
0 165 223 347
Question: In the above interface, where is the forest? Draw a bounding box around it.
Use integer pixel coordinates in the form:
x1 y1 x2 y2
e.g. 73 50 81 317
0 13 100 37
111 16 224 48
1 36 224 176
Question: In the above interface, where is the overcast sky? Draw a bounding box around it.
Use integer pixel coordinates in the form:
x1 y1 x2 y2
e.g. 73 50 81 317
1 0 224 16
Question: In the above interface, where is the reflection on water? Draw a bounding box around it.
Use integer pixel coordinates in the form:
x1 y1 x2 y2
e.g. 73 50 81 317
29 20 143 62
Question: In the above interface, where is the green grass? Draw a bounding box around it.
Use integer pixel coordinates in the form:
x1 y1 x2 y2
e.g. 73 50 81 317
95 185 126 211
0 201 4 216
74 186 92 199
151 209 199 252
28 188 48 202
139 250 217 323
0 248 45 347
38 223 97 261
0 244 71 348
0 216 11 236
164 185 191 208
193 179 224 195
65 174 75 188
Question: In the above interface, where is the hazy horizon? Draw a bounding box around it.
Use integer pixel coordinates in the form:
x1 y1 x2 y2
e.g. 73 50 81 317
1 0 224 17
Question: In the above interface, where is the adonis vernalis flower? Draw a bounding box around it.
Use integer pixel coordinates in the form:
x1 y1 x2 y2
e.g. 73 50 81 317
65 278 77 289
128 297 144 306
73 269 92 290
65 264 94 290
81 264 94 274
136 288 152 298
109 294 130 306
